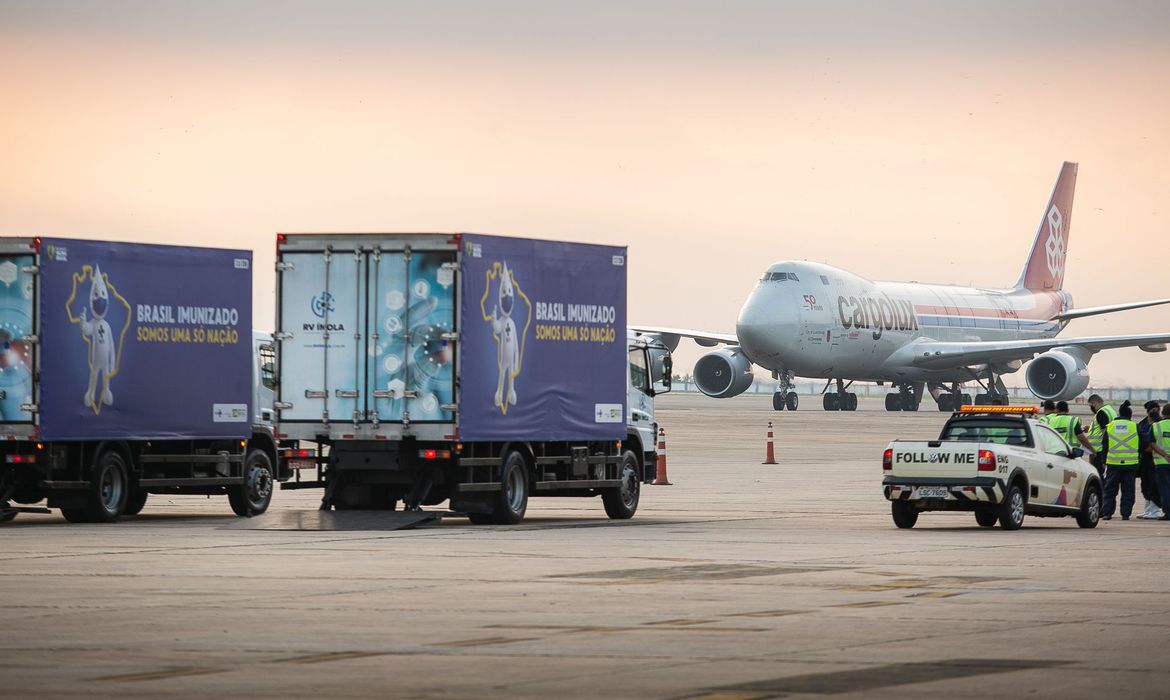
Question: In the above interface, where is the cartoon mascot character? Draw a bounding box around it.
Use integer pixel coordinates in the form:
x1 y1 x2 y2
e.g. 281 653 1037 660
491 262 519 408
79 265 116 408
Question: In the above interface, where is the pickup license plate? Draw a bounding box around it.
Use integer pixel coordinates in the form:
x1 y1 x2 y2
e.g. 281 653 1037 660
915 486 950 499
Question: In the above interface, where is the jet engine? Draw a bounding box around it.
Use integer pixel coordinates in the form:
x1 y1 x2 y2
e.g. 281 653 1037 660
1026 349 1091 401
693 346 755 398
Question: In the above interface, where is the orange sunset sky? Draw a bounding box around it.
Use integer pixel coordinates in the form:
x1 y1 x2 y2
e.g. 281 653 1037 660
2 1 1169 386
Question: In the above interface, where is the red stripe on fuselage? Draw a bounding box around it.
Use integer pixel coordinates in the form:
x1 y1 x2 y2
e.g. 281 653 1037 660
913 293 1063 321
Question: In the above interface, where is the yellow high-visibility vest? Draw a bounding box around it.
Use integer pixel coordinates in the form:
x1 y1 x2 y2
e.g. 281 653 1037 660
1105 419 1140 467
1152 421 1170 467
1049 414 1079 446
1088 405 1118 441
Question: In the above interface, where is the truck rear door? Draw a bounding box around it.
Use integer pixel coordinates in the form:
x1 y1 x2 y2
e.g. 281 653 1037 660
0 243 36 431
277 237 456 429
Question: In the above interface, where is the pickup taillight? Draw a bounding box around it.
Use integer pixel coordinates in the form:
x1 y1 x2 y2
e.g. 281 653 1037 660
882 448 893 470
978 449 996 471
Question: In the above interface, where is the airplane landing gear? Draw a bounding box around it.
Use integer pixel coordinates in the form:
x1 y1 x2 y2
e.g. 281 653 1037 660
884 382 922 412
772 371 799 411
970 373 1010 405
932 383 973 412
822 378 858 411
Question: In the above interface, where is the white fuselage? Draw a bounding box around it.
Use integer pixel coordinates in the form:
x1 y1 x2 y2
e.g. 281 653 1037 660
735 261 1071 383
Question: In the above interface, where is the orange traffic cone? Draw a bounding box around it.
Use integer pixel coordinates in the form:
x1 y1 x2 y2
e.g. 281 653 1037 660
763 421 777 464
653 427 672 485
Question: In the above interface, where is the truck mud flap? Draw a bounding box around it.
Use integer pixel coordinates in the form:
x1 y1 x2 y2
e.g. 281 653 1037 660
224 509 447 531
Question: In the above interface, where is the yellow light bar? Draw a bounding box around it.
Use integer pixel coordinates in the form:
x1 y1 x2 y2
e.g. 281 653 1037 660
958 405 1038 414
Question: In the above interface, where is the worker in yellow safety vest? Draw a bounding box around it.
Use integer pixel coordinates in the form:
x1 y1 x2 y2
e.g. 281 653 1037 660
1102 401 1141 520
1038 400 1058 427
1149 404 1170 521
1050 401 1098 460
1086 394 1118 443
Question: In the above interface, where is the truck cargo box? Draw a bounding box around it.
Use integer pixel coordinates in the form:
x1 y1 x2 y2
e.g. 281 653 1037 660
275 233 626 442
0 238 253 441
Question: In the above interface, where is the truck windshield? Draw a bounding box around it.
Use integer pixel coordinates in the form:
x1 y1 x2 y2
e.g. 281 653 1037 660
940 419 1030 446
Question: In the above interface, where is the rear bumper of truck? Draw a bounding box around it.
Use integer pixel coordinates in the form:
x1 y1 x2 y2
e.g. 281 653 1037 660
883 476 1005 508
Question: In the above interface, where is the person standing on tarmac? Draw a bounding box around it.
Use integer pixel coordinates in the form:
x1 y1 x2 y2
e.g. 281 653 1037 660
1051 401 1098 460
1136 400 1165 520
1039 400 1057 427
1102 401 1141 521
1086 394 1118 474
1154 404 1170 521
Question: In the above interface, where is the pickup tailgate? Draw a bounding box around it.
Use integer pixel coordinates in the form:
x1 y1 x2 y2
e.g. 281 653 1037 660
887 441 987 479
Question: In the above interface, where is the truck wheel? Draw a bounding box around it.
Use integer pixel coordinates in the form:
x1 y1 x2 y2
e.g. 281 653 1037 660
0 507 16 523
229 449 275 517
999 483 1026 530
467 513 494 525
123 488 148 516
84 450 129 523
891 500 918 528
602 450 640 520
1077 484 1102 529
975 510 998 527
492 451 529 524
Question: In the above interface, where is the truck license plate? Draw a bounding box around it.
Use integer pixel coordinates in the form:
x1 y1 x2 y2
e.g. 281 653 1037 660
915 486 949 499
288 459 316 470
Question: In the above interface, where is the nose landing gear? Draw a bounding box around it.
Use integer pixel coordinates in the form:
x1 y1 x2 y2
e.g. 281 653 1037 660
772 371 800 411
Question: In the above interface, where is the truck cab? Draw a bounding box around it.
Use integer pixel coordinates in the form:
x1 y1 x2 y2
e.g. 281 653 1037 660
627 330 672 474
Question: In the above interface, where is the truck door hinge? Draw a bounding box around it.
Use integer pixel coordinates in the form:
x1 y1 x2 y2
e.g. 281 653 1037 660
304 390 328 399
21 335 38 345
334 389 358 399
275 261 295 272
274 401 293 410
273 331 293 341
440 332 458 342
20 403 37 413
20 265 39 275
440 404 458 413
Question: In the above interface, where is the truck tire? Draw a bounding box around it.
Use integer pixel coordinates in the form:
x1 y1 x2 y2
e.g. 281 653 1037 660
492 451 529 525
1077 483 1102 529
891 500 918 528
999 483 1026 530
228 449 275 517
602 450 640 520
1 507 16 523
124 488 148 516
975 510 998 527
84 449 129 523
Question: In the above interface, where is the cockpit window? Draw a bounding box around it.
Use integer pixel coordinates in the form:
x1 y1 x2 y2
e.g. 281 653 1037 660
760 272 800 282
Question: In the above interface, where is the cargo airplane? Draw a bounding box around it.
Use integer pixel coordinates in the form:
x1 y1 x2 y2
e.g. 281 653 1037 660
636 162 1170 412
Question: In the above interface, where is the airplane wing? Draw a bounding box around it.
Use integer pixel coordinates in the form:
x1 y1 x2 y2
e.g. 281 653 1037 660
1053 298 1170 321
908 333 1170 370
629 325 738 352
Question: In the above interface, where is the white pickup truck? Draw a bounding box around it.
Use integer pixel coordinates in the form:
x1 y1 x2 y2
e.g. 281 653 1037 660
882 407 1102 530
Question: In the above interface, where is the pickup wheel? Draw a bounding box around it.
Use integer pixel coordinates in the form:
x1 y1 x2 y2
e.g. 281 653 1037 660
228 449 274 517
975 510 998 527
492 451 529 525
999 483 1026 530
123 488 149 516
602 450 640 519
891 500 918 528
1077 483 1102 528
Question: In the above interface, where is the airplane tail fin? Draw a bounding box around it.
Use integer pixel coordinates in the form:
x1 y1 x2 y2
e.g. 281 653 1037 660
1015 161 1077 292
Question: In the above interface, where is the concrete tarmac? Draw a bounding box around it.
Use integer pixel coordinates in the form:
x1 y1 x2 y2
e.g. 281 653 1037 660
2 393 1168 699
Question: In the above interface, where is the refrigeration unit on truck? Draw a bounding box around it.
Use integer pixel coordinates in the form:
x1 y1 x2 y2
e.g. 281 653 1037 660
275 233 672 523
0 238 284 524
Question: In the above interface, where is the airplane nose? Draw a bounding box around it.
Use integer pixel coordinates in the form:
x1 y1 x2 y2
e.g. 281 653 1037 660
736 285 797 362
